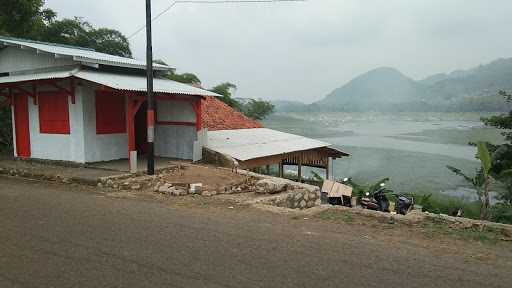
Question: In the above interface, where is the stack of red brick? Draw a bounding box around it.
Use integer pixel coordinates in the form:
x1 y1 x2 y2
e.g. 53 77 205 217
201 96 262 131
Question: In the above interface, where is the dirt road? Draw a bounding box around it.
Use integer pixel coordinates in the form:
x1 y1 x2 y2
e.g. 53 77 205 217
0 176 511 287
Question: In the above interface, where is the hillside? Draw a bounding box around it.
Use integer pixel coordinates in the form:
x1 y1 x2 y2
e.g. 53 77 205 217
316 67 425 111
271 100 309 112
311 58 512 112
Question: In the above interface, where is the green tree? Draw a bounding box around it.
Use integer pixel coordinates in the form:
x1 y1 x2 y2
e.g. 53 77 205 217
0 1 132 57
0 97 12 153
154 60 201 85
42 17 132 57
0 0 49 38
83 28 131 57
209 82 240 109
241 99 274 120
481 91 512 205
167 72 201 85
447 142 493 219
482 91 512 143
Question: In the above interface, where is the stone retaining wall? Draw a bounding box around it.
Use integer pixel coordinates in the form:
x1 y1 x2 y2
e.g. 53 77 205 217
237 170 322 210
0 166 97 185
99 165 259 197
261 189 321 209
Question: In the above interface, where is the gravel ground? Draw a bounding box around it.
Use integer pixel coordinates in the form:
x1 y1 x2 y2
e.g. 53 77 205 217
1 175 511 288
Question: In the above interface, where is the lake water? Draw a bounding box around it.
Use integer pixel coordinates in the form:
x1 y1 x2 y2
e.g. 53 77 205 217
262 112 505 200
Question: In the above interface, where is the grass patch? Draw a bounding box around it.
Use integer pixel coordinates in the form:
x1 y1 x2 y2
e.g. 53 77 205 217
315 209 508 245
413 193 482 219
315 210 355 223
420 220 505 244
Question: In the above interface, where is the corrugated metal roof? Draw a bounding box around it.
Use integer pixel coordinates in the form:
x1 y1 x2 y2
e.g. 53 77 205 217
75 70 220 97
0 67 220 97
206 128 348 161
0 36 170 71
0 68 78 84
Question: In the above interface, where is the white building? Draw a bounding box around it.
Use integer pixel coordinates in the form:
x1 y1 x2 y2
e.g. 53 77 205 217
0 36 218 167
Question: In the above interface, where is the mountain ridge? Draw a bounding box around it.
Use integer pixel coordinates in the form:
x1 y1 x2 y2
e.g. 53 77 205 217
310 57 512 112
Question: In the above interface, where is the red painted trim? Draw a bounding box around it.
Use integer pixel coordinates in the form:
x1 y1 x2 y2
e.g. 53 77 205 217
156 121 196 127
192 99 202 131
45 80 76 104
10 85 35 98
13 94 31 158
1 79 77 105
38 91 70 134
95 91 127 134
147 110 155 127
126 94 146 171
127 96 136 153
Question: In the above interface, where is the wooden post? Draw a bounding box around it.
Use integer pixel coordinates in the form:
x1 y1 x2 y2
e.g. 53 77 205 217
146 0 155 175
326 157 330 180
126 95 135 172
297 161 302 183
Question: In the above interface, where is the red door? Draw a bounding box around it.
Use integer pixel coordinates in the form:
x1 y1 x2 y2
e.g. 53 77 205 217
13 94 31 158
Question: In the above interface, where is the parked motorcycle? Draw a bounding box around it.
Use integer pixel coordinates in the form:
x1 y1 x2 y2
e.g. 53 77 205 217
360 183 414 215
360 183 390 212
394 194 414 215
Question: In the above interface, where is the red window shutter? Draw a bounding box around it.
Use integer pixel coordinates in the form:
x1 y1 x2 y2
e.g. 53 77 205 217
96 91 126 134
38 92 70 134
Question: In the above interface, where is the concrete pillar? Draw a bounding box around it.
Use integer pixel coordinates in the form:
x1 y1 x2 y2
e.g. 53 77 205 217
279 162 284 178
130 151 138 174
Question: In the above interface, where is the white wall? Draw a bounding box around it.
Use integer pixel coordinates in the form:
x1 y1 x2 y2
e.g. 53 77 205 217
156 99 196 122
155 125 197 160
11 81 202 163
81 82 128 163
18 82 128 163
28 87 86 162
155 99 197 160
0 47 75 73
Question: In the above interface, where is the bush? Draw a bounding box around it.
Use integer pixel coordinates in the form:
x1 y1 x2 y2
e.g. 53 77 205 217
413 193 481 219
490 203 512 224
0 104 13 153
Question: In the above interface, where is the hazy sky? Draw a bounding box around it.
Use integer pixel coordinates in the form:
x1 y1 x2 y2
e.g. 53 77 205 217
44 0 512 103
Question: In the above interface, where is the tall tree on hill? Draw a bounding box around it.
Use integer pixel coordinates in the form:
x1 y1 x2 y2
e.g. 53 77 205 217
209 82 240 109
240 99 275 120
